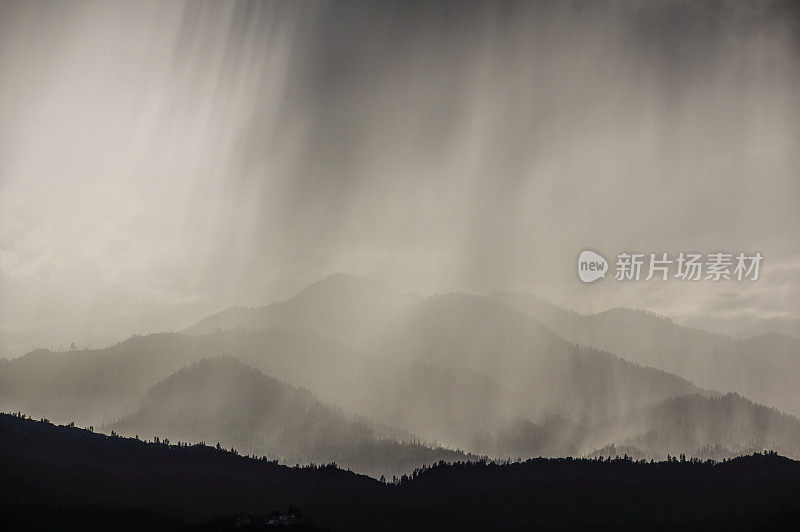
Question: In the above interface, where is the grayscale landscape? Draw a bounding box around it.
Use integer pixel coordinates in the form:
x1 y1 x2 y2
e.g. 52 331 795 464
1 1 799 529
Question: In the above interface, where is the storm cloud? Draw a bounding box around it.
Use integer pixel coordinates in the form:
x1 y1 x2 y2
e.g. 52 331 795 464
1 0 799 355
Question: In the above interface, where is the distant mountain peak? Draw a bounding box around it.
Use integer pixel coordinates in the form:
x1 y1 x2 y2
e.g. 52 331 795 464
289 273 412 302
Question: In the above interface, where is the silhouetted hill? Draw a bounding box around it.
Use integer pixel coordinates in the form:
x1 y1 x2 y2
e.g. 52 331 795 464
110 356 473 478
495 292 800 417
3 413 800 531
0 412 379 530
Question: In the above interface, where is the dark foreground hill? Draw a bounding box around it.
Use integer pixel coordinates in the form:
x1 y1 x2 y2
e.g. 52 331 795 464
2 413 800 531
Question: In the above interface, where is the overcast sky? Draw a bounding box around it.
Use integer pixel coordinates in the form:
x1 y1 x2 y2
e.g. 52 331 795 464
1 0 799 356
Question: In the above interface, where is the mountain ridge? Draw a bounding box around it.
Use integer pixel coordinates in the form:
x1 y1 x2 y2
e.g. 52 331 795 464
109 355 476 478
494 291 800 417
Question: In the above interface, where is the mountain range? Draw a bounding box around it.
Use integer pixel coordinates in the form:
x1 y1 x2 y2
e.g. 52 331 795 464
494 292 800 417
2 273 799 477
110 356 473 478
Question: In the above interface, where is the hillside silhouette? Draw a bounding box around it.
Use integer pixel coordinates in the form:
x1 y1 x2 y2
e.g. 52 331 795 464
3 413 800 531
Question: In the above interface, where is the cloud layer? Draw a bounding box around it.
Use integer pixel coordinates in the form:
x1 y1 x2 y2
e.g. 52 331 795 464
1 1 798 355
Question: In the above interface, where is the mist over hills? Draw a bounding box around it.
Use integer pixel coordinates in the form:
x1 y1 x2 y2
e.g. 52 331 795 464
588 393 800 460
1 273 799 476
110 356 473 478
185 273 420 349
383 293 700 422
495 292 800 418
2 0 798 526
0 333 203 425
467 392 800 461
0 325 370 427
